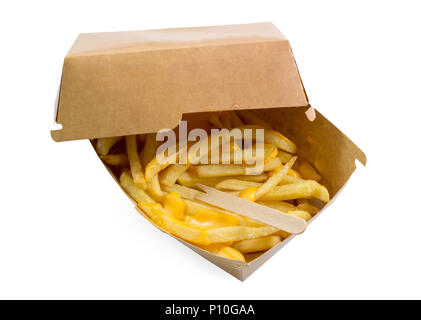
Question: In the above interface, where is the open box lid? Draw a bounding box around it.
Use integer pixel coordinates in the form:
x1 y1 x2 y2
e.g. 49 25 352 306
51 22 308 142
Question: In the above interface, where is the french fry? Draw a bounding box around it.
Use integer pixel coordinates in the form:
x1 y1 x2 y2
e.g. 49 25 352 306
233 235 281 253
259 180 330 202
177 171 267 188
162 184 203 201
214 246 245 262
236 110 273 129
100 154 129 166
198 243 245 262
239 125 297 154
206 225 278 243
277 150 293 164
126 135 147 189
160 164 189 186
120 171 154 203
288 210 312 221
141 133 160 169
298 160 322 181
96 136 123 155
297 202 320 215
256 200 298 213
255 156 297 200
263 130 297 154
229 110 244 127
216 179 261 191
195 157 281 178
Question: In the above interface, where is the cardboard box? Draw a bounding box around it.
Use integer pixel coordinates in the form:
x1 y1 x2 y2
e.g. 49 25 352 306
51 22 366 281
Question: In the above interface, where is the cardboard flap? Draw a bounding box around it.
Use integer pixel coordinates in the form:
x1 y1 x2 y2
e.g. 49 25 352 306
51 23 308 142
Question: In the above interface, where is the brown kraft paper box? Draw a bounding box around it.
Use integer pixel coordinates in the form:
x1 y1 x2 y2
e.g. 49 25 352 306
51 22 366 281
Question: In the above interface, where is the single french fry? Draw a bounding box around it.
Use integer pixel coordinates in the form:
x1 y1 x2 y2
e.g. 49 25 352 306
96 136 123 155
195 157 281 178
120 171 154 203
216 179 261 191
141 133 160 169
236 110 273 129
100 154 129 166
199 243 245 262
259 180 330 202
206 225 278 243
298 160 322 181
214 246 245 262
288 210 312 221
297 202 320 215
177 171 267 188
255 156 297 200
274 230 291 239
126 135 147 189
229 111 244 127
239 125 297 154
263 130 297 154
233 235 281 253
257 200 298 213
160 164 189 186
162 184 203 201
277 150 293 164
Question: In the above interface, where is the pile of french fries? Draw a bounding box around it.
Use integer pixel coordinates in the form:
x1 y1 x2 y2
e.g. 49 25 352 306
95 110 330 262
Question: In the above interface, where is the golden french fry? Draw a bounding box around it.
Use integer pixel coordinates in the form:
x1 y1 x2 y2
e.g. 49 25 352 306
277 150 293 164
263 130 296 154
229 110 244 127
206 225 278 243
255 156 297 200
288 210 312 221
216 179 261 191
297 202 320 215
96 136 123 155
195 157 280 178
236 110 273 129
256 200 297 213
141 133 160 169
233 235 281 253
162 184 203 201
209 114 224 129
298 160 322 181
239 126 297 154
198 243 245 262
259 180 330 202
177 171 267 188
274 230 291 239
214 246 245 262
100 154 129 166
160 164 189 187
120 171 154 203
126 135 147 189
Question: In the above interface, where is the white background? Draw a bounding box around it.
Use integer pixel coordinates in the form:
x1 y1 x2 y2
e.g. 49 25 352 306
1 0 420 299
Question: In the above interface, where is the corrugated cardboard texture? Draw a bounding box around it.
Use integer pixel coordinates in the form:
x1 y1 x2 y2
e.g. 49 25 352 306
101 107 366 281
51 23 308 142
